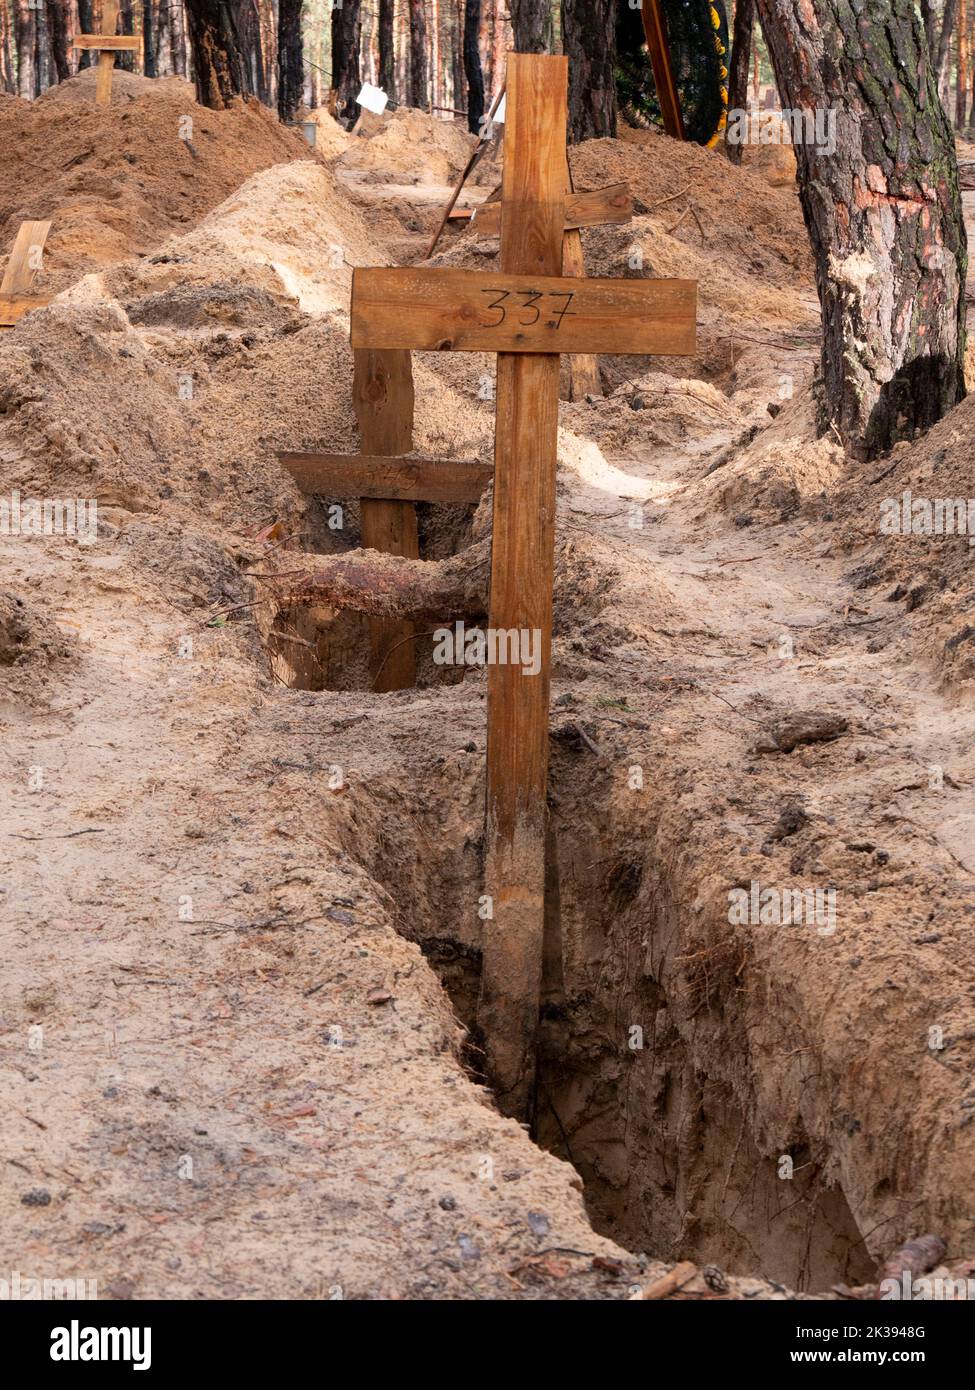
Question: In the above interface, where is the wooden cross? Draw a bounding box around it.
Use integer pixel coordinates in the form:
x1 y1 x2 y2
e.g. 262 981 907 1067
72 0 140 107
279 348 492 692
0 220 53 328
352 53 696 1118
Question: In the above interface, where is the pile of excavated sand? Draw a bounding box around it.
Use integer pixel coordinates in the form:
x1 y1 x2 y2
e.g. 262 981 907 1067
38 66 196 105
730 110 800 186
572 133 811 290
337 107 476 185
0 85 316 288
0 160 493 544
831 393 975 695
302 105 354 159
435 132 819 391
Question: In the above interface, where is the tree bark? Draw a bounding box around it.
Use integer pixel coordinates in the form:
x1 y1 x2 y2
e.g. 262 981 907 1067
452 0 464 111
331 0 361 123
170 0 188 77
755 0 967 460
118 0 137 74
958 0 969 127
509 0 547 52
936 0 959 96
0 0 15 93
184 0 247 107
408 0 427 106
463 0 484 132
14 0 35 98
32 0 46 93
726 0 755 163
44 0 69 81
921 0 938 52
277 0 302 120
379 0 395 98
561 0 615 140
240 0 268 101
76 0 94 68
143 0 157 76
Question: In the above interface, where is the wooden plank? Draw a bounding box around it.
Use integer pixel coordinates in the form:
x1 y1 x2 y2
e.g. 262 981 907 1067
73 34 141 49
561 234 601 399
561 167 602 401
0 221 52 296
0 293 54 328
470 183 632 239
477 52 567 1122
95 50 117 105
279 452 493 504
95 0 119 105
353 349 419 692
351 265 697 357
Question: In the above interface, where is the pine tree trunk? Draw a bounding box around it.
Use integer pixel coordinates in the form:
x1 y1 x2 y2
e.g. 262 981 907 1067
77 0 95 68
755 0 967 460
184 0 247 107
430 0 439 111
118 0 136 74
463 0 483 131
44 0 70 81
509 0 547 52
242 0 269 102
33 0 46 93
408 0 427 106
0 0 15 92
958 0 969 127
452 0 464 110
15 0 35 98
561 0 615 140
277 0 302 120
726 0 755 163
171 0 189 78
936 0 959 98
143 0 157 76
379 0 395 97
331 0 361 123
969 2 975 127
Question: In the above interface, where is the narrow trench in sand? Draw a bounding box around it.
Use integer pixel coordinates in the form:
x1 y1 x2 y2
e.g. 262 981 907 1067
256 467 877 1293
310 734 878 1296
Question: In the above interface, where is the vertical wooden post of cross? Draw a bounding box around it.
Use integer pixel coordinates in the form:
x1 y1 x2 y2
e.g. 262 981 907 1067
476 53 568 1122
353 349 420 691
72 0 140 107
562 161 602 402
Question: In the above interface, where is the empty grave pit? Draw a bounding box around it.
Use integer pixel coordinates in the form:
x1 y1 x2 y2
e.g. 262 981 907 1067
342 746 876 1294
265 497 487 692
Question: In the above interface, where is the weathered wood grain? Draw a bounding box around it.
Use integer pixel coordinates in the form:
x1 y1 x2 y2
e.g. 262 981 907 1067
279 452 492 504
478 52 567 1122
351 265 697 357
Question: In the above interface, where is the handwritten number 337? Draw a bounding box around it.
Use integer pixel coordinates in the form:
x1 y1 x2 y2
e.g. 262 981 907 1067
481 289 575 329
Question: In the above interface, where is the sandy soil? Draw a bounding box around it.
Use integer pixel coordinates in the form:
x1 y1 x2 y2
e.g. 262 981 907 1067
1 97 974 1301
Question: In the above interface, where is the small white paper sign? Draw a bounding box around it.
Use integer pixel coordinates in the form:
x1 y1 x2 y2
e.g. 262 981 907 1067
493 94 506 124
356 83 389 115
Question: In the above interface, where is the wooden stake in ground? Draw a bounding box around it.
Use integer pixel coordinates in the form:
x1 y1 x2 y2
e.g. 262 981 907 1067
0 220 53 329
72 0 140 106
278 349 492 691
349 52 696 1119
480 54 568 1120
